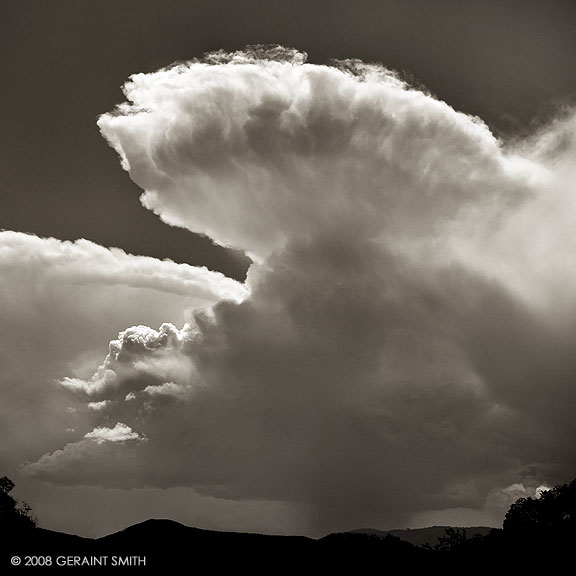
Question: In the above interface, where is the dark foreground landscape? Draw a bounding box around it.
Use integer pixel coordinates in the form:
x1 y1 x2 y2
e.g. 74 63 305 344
3 478 576 571
3 518 574 572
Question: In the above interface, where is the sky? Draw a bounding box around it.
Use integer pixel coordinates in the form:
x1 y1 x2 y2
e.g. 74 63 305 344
2 0 576 539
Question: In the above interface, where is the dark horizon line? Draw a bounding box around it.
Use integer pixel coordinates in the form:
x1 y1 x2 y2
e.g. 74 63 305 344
34 516 496 542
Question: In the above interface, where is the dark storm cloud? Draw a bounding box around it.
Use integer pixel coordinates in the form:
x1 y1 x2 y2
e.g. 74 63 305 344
23 48 576 534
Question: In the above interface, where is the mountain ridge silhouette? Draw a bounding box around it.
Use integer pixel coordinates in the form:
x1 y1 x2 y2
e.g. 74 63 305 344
5 518 571 572
3 517 495 571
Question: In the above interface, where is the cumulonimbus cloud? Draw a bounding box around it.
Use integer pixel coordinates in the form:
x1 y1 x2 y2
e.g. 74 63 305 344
0 231 245 470
23 47 576 534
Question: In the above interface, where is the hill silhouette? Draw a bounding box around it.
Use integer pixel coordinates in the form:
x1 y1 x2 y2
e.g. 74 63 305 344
4 518 435 571
349 525 493 547
4 515 573 572
4 477 576 570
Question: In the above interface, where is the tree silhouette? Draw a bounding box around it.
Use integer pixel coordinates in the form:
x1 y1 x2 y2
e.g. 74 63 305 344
0 476 37 530
503 478 576 549
431 527 469 551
